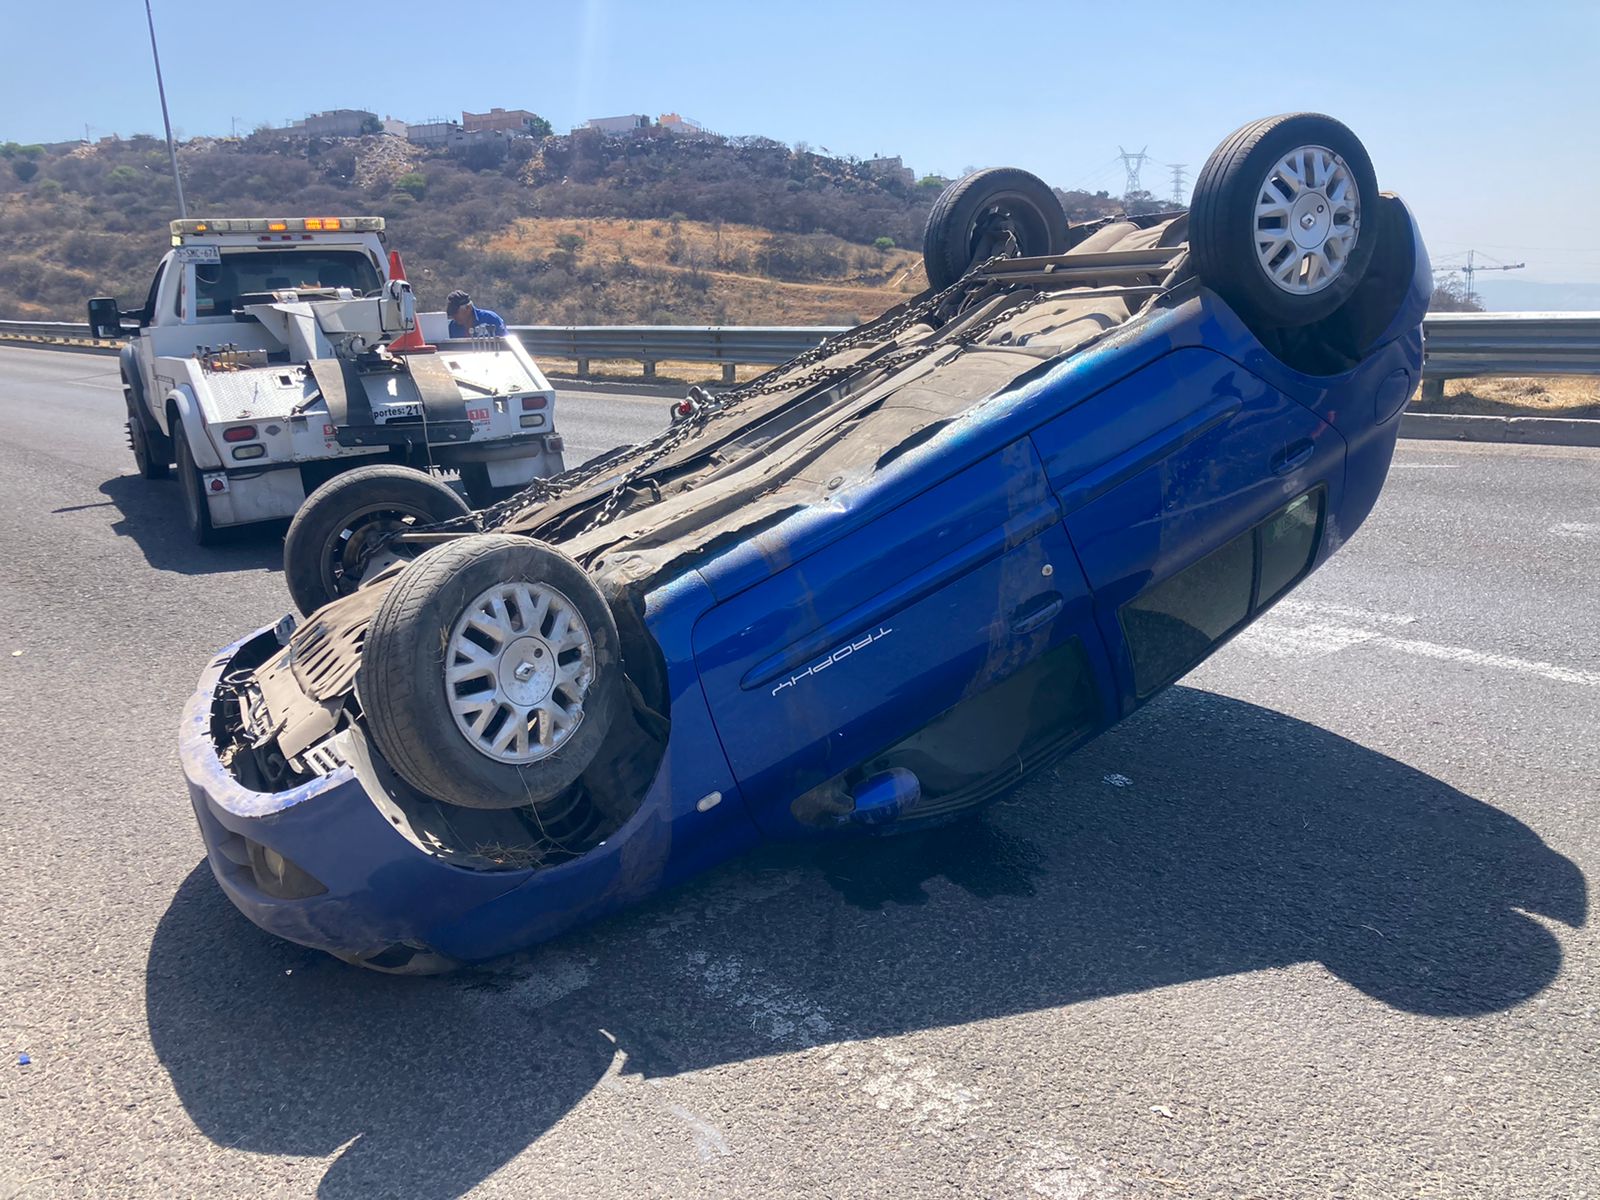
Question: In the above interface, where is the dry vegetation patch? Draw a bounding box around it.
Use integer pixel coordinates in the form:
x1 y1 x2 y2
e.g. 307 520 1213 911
1414 376 1600 419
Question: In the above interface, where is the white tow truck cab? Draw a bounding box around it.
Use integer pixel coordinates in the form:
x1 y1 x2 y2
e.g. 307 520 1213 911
90 216 564 543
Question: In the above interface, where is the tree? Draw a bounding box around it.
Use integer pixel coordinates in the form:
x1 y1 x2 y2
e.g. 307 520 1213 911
1121 189 1169 217
13 159 39 183
360 115 383 136
873 236 896 251
1428 277 1483 312
394 172 427 200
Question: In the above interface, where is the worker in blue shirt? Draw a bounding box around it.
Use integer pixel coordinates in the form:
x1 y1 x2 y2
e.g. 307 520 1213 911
446 290 508 338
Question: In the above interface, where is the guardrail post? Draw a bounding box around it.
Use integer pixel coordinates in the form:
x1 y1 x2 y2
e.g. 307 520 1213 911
722 364 736 384
642 360 657 380
1421 378 1445 404
576 358 589 378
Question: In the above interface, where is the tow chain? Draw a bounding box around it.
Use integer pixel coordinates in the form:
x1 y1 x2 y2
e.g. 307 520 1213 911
410 232 1142 548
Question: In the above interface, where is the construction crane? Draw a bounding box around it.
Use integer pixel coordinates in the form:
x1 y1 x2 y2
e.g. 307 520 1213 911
1433 249 1525 306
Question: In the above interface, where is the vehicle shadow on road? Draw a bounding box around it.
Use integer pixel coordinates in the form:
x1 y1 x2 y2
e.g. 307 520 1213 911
98 472 285 576
145 687 1586 1198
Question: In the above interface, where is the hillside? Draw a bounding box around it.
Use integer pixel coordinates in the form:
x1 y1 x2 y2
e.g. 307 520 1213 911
0 128 1130 326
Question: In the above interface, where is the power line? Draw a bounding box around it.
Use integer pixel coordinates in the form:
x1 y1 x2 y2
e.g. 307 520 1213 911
1166 162 1188 207
1118 145 1149 198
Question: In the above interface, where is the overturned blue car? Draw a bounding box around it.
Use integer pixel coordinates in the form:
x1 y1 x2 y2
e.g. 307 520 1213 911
182 113 1430 971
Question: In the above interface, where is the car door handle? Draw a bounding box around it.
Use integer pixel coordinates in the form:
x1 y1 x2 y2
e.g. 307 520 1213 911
1272 438 1315 475
1011 593 1064 635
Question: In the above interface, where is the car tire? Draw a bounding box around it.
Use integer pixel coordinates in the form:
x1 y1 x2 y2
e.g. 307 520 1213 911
361 533 623 811
172 415 218 546
1189 112 1380 329
922 167 1067 290
283 465 472 617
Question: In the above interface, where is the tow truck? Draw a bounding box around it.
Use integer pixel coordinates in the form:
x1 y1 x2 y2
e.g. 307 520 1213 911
88 217 565 563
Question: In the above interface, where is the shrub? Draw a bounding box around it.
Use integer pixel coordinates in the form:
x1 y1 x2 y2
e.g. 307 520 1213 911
873 236 896 251
394 172 427 200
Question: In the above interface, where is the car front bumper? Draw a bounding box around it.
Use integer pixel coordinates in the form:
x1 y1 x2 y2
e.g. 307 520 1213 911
179 601 759 970
179 627 545 970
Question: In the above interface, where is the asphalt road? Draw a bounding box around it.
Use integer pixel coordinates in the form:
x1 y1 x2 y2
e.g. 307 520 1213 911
1 342 1596 1200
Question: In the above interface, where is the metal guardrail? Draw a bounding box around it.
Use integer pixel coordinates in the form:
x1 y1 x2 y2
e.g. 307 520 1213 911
1418 312 1600 380
6 315 1600 385
0 319 103 342
514 324 848 382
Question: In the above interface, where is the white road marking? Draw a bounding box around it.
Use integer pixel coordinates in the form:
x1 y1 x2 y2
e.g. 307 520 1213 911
1374 635 1600 688
1234 621 1381 660
1551 522 1600 539
1238 607 1600 687
650 876 1122 1189
1390 463 1458 469
1271 598 1417 626
478 950 594 1011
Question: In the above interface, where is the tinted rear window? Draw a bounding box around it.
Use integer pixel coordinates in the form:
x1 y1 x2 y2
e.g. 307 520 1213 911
195 250 380 316
1120 489 1325 697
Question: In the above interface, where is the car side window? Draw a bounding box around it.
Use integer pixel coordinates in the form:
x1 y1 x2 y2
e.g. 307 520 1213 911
1119 489 1325 697
172 266 188 320
1256 493 1321 608
139 262 166 327
1121 534 1253 697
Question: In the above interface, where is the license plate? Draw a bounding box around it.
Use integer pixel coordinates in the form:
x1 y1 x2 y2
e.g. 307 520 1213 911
174 245 222 264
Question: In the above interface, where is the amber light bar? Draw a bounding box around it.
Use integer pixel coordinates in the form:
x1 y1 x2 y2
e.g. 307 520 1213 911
170 216 384 238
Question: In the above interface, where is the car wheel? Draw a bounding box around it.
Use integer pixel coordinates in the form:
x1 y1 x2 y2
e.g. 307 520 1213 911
283 465 472 617
362 533 623 811
1189 112 1380 329
923 167 1067 290
172 415 218 546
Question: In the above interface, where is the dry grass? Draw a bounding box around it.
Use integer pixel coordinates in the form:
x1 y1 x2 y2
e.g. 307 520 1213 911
1413 376 1600 419
481 216 925 326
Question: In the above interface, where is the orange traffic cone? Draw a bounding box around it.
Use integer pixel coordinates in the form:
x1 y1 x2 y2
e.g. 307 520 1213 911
386 250 434 354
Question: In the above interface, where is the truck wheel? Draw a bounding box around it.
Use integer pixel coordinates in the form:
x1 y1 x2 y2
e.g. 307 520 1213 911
922 168 1067 290
172 416 218 546
124 375 170 479
127 416 168 480
362 534 623 811
283 465 471 617
1189 112 1380 329
459 463 513 509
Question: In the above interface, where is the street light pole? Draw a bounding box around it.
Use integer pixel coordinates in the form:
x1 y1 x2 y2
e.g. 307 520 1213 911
143 0 187 218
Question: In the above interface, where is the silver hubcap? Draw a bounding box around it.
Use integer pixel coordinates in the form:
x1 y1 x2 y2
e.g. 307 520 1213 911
444 580 594 764
1253 144 1359 295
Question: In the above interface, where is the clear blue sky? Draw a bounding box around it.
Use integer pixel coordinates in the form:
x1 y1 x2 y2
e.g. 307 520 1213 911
4 0 1598 286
